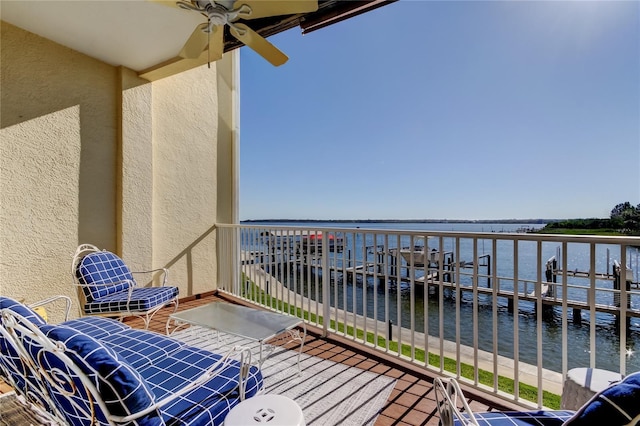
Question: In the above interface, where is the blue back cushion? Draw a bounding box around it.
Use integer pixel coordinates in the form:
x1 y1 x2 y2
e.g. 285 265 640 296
0 304 58 414
564 371 640 425
0 296 46 327
0 297 46 375
76 251 135 302
37 324 161 426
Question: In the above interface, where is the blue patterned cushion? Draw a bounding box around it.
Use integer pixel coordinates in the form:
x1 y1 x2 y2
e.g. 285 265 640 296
98 329 184 370
0 307 58 415
76 251 135 302
455 410 574 425
38 324 162 426
138 345 264 426
83 287 179 314
563 371 640 425
0 297 47 392
0 296 46 326
60 316 132 340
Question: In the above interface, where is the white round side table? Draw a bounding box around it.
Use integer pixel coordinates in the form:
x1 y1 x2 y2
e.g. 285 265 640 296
561 367 623 410
225 394 305 426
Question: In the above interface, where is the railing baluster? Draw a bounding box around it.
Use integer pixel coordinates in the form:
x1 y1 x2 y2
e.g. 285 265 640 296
427 232 433 370
352 232 358 336
536 239 543 408
492 238 498 392
409 234 416 361
513 239 520 402
561 241 568 379
384 233 390 352
620 244 628 375
363 232 368 344
322 231 330 337
373 233 379 347
454 235 460 377
589 242 596 367
472 237 479 385
396 234 402 356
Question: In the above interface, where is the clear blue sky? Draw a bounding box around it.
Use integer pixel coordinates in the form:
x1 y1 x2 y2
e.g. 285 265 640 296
239 0 639 221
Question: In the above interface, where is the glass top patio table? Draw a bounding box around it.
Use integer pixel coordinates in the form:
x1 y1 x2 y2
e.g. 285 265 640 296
170 302 306 372
169 301 303 342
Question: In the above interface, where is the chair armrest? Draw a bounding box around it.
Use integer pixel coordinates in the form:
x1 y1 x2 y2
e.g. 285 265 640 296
28 295 72 322
114 346 253 423
131 268 169 286
434 377 480 426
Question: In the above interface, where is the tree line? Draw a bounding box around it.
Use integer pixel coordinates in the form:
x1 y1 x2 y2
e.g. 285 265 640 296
543 202 640 235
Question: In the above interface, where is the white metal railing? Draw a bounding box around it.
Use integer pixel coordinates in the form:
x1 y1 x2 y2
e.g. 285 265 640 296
216 223 640 408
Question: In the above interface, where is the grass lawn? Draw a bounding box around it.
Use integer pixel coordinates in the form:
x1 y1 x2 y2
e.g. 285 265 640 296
241 276 561 409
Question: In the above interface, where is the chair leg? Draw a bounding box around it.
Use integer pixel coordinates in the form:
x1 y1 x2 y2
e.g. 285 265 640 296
434 378 479 426
142 313 151 330
164 299 180 335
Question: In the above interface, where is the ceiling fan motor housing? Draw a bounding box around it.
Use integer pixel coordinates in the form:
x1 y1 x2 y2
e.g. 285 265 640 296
202 1 230 26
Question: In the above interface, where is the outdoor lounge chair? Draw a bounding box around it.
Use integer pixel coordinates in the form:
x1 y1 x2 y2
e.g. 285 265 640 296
0 296 263 426
71 244 179 330
434 374 640 425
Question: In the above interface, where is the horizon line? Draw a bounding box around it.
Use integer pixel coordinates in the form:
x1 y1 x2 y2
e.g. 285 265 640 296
240 218 566 223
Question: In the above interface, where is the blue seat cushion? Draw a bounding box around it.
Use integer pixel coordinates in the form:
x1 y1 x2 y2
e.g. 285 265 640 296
84 286 179 314
98 329 184 370
61 316 131 340
37 324 161 426
138 346 264 426
455 410 574 425
76 251 135 302
563 371 640 425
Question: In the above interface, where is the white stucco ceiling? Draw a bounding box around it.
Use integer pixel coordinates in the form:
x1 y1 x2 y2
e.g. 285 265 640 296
1 0 207 72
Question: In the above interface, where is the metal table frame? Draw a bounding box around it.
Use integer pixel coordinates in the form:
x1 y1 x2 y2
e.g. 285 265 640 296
169 302 306 373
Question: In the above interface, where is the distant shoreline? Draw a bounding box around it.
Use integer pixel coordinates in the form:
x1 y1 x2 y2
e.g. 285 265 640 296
241 218 556 224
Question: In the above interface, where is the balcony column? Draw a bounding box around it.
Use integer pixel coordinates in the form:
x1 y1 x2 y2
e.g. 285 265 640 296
118 67 153 271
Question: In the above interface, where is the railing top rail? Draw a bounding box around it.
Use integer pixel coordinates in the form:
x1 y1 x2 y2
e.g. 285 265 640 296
217 223 640 245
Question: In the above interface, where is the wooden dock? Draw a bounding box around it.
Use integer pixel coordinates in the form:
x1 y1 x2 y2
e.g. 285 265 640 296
242 246 639 327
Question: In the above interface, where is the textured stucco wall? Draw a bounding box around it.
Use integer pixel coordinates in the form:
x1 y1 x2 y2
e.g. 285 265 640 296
1 21 232 316
119 68 154 272
0 107 81 321
1 22 118 252
151 64 219 296
1 22 117 319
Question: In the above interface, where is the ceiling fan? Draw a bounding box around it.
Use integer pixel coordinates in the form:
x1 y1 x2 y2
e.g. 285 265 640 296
152 0 318 66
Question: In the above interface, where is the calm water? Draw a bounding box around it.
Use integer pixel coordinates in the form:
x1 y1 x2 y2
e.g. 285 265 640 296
243 221 640 373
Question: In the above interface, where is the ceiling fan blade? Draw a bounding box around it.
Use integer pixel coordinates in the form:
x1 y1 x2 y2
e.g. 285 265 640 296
180 23 210 59
234 0 318 20
206 26 224 61
229 23 288 66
